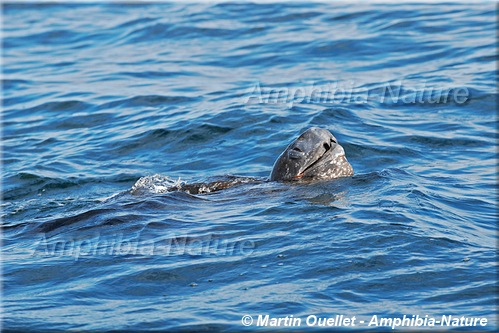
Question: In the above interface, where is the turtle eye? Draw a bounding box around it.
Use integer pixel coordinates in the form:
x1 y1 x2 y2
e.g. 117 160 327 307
323 142 331 151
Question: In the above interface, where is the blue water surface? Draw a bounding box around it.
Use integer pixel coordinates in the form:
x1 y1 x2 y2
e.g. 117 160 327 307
2 2 497 332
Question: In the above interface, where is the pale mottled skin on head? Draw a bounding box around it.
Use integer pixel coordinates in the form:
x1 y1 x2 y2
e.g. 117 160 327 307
270 127 353 181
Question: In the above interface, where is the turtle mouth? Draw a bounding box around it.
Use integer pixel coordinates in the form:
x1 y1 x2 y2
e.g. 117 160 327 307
293 142 332 179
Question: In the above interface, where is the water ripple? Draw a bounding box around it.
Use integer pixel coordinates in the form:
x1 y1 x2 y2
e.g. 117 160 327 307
2 2 497 332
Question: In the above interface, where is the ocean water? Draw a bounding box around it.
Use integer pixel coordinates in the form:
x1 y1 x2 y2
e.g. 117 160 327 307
2 2 497 332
